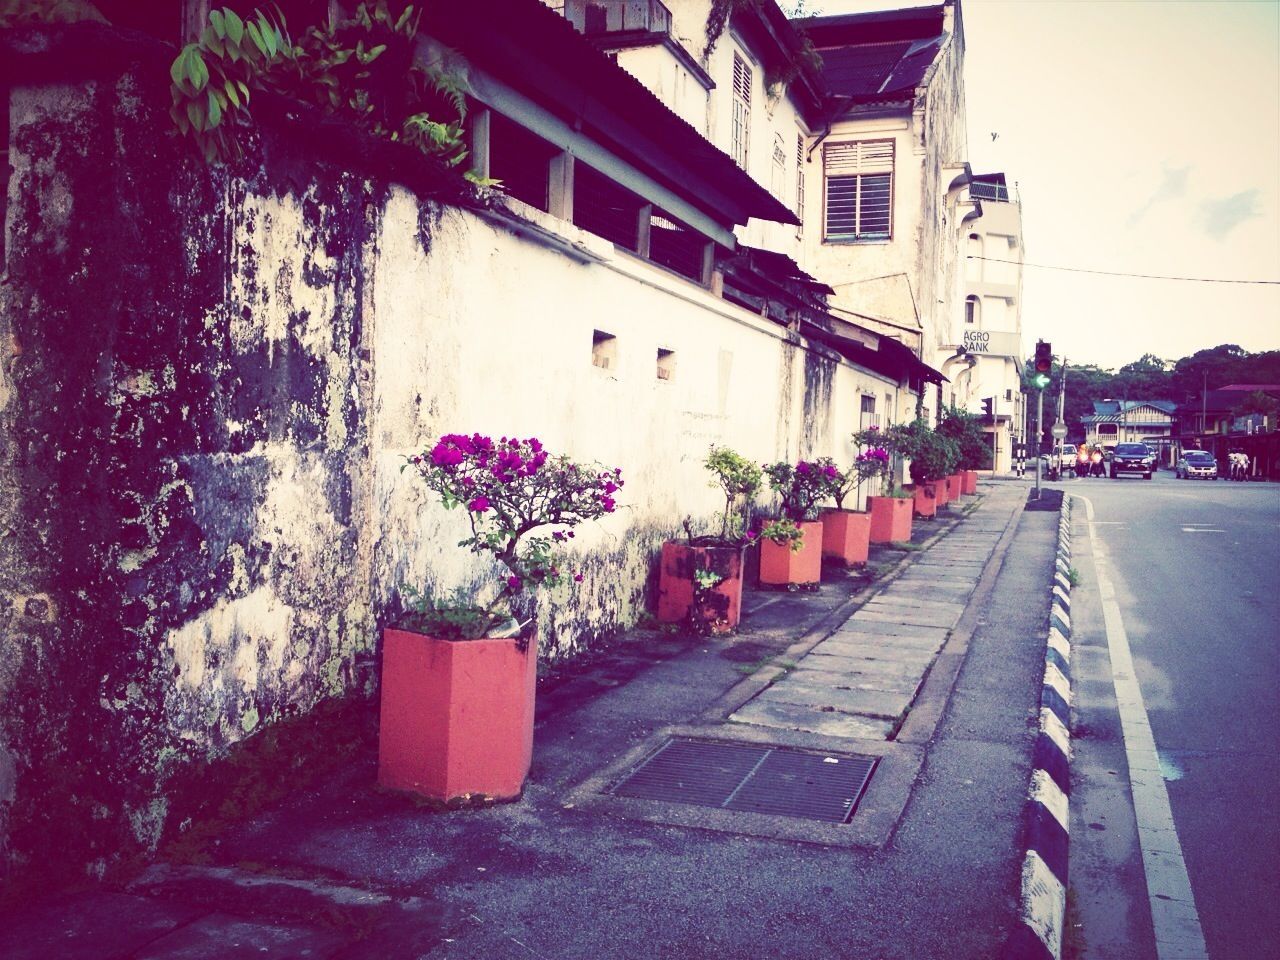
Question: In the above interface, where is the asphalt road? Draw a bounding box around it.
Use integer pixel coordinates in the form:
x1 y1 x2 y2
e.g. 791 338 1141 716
1062 470 1280 959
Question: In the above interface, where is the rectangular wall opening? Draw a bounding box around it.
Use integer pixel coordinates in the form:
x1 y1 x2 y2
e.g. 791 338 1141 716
592 329 617 370
573 164 643 251
656 348 675 381
488 111 556 212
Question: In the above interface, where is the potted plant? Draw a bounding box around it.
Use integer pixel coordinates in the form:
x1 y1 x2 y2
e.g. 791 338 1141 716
864 425 914 543
938 406 990 494
379 433 622 804
893 419 959 514
656 445 761 635
759 459 841 588
820 443 887 566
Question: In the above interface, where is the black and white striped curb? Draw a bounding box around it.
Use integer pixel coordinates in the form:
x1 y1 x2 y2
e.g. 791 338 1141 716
1005 496 1073 960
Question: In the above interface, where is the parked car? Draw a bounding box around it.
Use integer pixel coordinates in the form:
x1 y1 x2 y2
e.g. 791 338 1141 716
1051 444 1077 474
1176 450 1219 480
1110 442 1155 480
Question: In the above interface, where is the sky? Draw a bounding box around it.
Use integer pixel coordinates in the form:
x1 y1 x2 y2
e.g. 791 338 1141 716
825 0 1280 371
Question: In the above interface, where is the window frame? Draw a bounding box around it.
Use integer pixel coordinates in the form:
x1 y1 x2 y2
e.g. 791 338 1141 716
731 52 752 172
822 138 895 243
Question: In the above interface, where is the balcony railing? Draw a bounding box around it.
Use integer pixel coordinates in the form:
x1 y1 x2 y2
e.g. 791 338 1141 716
562 0 673 37
970 181 1010 202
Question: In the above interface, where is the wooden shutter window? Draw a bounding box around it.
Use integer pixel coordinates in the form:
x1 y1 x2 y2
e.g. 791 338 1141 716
823 140 894 241
731 54 751 170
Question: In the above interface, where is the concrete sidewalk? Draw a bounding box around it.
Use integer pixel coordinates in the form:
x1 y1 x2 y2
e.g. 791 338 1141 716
0 481 1058 960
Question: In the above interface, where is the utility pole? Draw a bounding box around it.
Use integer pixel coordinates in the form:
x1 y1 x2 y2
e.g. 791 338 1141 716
1035 388 1044 498
992 395 998 474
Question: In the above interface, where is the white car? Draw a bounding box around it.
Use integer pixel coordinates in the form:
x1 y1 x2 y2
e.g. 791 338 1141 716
1176 451 1218 479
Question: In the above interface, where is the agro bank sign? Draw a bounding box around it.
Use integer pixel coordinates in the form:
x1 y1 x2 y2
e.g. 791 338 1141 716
962 330 1020 357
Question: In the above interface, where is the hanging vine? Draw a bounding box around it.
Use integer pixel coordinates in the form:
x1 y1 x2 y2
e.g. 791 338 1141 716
703 0 822 93
168 2 473 172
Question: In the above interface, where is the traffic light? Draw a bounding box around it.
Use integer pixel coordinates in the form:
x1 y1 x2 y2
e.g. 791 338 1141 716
1032 341 1052 389
981 397 994 417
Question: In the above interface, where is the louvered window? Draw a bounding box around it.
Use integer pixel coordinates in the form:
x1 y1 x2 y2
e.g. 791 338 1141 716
795 133 805 230
823 140 894 241
731 54 751 171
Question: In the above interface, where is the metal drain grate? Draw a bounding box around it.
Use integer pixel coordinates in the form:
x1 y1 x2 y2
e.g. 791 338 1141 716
611 738 877 824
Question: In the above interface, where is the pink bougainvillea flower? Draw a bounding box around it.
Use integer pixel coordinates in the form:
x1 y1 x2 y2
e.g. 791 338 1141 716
573 573 584 582
467 496 490 512
507 575 523 591
601 496 616 512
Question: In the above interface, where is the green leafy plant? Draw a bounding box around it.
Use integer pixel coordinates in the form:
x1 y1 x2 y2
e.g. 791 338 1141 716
1066 567 1081 587
169 2 471 168
758 518 804 552
938 406 992 471
704 445 763 543
884 420 959 484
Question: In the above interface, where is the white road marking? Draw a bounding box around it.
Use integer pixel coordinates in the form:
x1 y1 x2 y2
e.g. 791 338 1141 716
1078 494 1209 960
1180 528 1224 534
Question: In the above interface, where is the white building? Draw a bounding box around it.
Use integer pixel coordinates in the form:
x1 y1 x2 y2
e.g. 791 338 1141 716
795 2 969 425
946 171 1026 473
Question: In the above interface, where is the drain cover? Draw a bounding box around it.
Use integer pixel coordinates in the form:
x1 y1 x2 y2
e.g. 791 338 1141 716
611 738 877 824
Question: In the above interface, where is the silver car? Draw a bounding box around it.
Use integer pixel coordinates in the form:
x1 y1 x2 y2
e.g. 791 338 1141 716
1176 450 1218 480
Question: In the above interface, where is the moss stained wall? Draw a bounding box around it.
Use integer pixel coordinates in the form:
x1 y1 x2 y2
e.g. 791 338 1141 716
0 63 378 885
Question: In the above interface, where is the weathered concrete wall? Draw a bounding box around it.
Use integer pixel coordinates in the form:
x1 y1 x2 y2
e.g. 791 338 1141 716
0 37 898 884
0 64 379 883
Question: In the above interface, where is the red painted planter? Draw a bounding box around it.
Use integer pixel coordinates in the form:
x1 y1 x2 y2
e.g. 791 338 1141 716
913 484 937 518
868 496 913 543
760 520 823 586
377 627 537 803
820 509 871 566
933 475 951 506
962 470 978 494
946 474 963 501
656 541 746 634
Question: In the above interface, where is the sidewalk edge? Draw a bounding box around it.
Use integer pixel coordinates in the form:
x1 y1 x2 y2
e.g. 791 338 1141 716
1004 495 1073 960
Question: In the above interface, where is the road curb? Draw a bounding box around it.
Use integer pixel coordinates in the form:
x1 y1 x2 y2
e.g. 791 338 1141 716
1004 495 1073 960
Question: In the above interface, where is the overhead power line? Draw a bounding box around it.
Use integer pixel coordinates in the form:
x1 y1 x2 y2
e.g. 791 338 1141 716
967 256 1280 286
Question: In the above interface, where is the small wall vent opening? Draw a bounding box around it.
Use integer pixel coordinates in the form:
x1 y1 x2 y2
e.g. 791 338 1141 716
656 348 675 381
592 330 617 370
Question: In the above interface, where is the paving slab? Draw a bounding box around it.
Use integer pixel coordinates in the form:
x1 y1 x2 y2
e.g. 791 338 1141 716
798 655 930 681
814 637 940 662
135 915 346 960
0 892 202 960
863 596 966 614
772 668 921 694
820 632 943 654
828 620 949 641
849 606 960 628
729 698 896 738
757 681 914 719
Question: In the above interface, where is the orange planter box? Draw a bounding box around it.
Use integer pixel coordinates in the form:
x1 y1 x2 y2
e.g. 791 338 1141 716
962 470 978 494
378 627 537 803
913 484 937 518
946 474 962 501
760 520 823 586
656 541 745 634
821 509 871 566
868 496 913 543
933 476 951 506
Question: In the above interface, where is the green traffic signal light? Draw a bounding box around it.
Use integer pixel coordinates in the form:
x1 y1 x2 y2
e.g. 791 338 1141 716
1032 373 1051 389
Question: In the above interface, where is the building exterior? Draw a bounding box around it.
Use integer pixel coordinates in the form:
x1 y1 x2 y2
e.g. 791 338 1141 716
797 1 969 421
945 171 1024 472
1081 400 1178 463
0 0 965 879
1172 385 1280 479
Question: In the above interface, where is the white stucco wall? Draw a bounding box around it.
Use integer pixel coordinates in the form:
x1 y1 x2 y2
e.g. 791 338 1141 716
614 45 710 134
367 192 898 655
